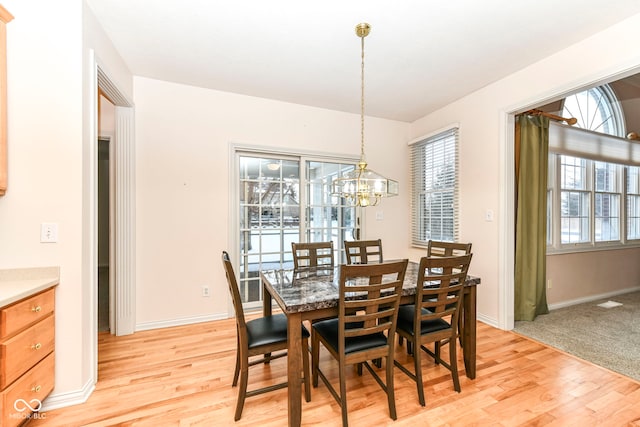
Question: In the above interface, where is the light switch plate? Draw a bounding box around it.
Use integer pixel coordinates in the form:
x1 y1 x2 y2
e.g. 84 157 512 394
41 223 58 243
485 210 494 222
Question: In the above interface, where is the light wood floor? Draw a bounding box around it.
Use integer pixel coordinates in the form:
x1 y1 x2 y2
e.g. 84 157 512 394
30 318 640 427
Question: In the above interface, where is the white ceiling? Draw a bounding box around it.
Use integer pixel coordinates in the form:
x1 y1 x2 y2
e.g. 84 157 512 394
86 0 640 122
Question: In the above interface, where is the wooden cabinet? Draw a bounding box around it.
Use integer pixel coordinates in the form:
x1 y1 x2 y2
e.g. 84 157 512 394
0 287 55 426
0 5 12 196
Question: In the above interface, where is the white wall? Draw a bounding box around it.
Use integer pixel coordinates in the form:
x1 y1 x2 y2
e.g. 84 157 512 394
133 76 411 325
0 0 86 397
0 0 133 405
410 12 640 328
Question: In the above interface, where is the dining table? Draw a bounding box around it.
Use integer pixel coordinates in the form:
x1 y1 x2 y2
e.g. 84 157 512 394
260 260 481 427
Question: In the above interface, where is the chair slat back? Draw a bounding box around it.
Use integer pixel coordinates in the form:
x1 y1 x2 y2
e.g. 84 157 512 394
344 239 383 265
416 254 472 326
427 240 472 257
222 251 247 331
292 241 334 269
338 260 407 343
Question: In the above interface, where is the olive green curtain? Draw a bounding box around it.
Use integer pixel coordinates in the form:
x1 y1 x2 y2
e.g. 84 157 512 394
514 114 549 321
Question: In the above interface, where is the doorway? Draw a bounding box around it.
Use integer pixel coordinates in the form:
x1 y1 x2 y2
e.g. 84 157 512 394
97 136 111 332
94 62 136 337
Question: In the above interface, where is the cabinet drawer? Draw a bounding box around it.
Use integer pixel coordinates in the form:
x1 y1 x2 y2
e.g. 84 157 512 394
0 352 54 427
0 314 54 389
0 288 55 338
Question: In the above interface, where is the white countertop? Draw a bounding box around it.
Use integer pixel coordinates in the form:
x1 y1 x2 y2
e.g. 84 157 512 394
0 266 60 307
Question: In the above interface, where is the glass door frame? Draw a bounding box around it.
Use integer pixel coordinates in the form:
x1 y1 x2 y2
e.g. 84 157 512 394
229 144 361 311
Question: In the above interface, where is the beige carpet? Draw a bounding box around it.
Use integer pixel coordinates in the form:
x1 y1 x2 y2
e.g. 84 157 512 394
514 291 640 382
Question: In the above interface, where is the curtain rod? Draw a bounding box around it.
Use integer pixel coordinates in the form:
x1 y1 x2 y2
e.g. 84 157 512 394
523 109 577 125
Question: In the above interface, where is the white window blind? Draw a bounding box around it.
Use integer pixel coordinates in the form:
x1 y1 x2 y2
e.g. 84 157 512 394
410 127 459 246
549 121 640 166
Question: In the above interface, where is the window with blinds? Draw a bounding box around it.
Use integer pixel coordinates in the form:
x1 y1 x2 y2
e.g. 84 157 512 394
410 127 459 247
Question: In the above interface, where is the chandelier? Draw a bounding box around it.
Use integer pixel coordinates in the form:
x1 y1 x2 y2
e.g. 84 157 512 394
331 23 398 207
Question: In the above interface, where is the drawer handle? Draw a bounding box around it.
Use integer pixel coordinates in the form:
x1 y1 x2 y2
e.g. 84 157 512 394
31 343 42 350
31 385 42 393
32 305 42 313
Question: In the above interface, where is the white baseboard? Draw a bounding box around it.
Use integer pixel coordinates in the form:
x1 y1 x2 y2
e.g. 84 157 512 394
135 312 229 332
477 313 500 328
40 378 95 412
548 286 640 311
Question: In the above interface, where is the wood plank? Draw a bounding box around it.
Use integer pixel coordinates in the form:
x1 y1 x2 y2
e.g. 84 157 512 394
26 319 640 426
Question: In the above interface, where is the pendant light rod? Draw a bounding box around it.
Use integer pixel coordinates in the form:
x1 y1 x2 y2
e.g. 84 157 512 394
357 23 370 163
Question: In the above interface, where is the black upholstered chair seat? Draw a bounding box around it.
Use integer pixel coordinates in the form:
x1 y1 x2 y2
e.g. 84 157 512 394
311 260 408 426
397 305 450 337
313 318 387 354
393 254 472 407
222 251 311 421
246 313 309 350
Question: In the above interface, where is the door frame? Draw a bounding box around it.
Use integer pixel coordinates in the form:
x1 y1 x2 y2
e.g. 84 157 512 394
228 143 360 314
88 50 136 382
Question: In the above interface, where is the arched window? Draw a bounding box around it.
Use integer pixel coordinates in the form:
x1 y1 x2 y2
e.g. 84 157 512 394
548 84 635 251
561 84 625 137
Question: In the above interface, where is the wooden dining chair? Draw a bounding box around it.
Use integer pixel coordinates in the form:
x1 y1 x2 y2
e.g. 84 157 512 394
222 251 311 421
343 239 386 366
399 240 473 348
394 254 472 406
428 240 472 347
311 259 408 427
344 239 383 264
292 241 334 269
427 240 472 258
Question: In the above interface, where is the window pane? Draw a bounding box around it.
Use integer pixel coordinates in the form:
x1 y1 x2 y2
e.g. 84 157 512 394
595 193 620 241
627 166 640 240
627 194 640 240
562 85 623 137
628 166 640 194
238 154 300 304
547 189 552 245
592 162 620 242
307 160 358 263
411 128 458 245
594 161 618 192
560 155 587 190
547 155 553 245
560 191 590 243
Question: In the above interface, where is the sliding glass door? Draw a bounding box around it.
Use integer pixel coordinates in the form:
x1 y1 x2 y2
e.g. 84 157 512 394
236 151 358 308
305 161 357 264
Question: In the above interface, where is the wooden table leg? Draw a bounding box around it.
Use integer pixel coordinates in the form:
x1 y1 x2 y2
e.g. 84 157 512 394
462 286 477 379
262 276 272 317
262 276 273 361
287 312 302 427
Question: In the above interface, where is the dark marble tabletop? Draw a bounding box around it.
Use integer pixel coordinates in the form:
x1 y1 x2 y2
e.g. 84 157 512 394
261 261 480 314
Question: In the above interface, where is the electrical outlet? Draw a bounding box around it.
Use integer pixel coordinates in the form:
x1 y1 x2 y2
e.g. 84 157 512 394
202 286 211 297
547 279 552 289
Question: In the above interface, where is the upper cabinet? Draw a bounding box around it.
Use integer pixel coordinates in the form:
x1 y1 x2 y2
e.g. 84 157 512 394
0 5 12 197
